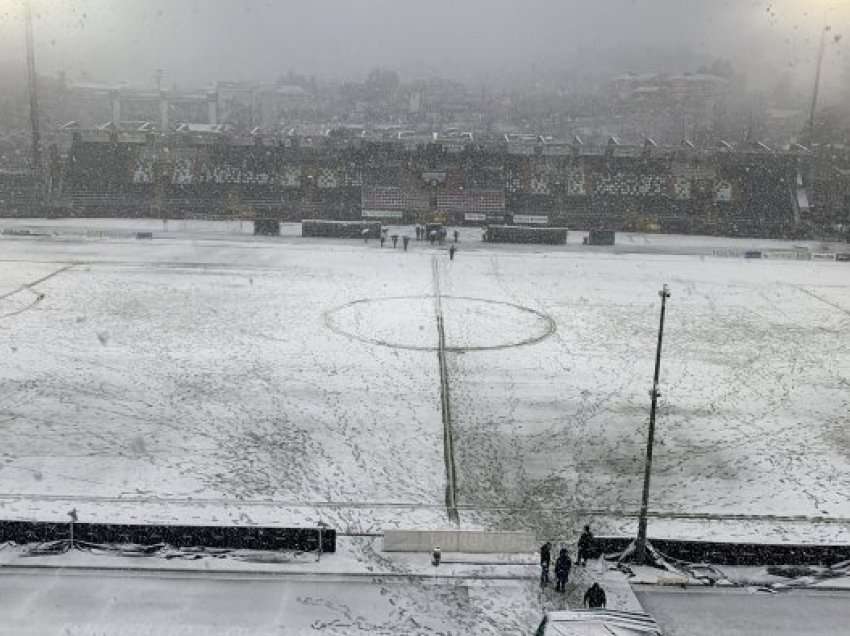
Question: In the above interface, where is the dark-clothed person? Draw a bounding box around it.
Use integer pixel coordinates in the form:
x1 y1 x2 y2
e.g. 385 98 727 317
583 583 606 608
554 549 572 593
540 542 552 570
577 525 593 566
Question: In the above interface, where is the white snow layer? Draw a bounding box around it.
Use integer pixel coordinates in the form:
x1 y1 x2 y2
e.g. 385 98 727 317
0 224 848 546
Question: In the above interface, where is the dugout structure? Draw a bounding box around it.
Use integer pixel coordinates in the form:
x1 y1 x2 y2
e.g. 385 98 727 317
254 219 281 236
484 225 567 245
586 229 616 245
302 219 381 239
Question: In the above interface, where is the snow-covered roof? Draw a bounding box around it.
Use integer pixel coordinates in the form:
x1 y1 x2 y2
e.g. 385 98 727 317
69 81 120 92
174 123 231 134
274 85 309 96
669 73 730 83
97 121 155 132
612 73 659 83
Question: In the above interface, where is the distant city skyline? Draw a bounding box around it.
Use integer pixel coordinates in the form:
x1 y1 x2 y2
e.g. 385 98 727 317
0 0 845 96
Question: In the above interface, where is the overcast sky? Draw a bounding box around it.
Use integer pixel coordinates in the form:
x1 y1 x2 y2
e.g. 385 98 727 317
0 0 846 91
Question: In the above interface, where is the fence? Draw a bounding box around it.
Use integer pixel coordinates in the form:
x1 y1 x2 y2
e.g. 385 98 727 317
593 536 850 566
0 520 335 552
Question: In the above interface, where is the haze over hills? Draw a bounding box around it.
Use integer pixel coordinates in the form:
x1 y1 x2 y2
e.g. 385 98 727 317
0 0 846 96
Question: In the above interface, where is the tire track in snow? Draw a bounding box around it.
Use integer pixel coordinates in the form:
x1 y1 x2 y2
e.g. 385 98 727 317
432 256 459 525
0 263 77 319
0 263 77 301
792 285 850 319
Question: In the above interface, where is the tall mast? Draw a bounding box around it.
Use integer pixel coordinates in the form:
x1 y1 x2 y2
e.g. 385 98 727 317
24 0 43 187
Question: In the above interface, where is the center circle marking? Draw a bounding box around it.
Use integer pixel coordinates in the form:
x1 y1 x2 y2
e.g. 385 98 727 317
323 295 556 352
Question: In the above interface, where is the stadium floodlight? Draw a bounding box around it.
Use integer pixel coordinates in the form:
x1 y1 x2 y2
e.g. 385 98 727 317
635 284 671 564
24 0 42 193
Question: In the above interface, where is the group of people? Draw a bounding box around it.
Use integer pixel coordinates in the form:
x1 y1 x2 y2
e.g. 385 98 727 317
371 226 457 259
413 225 434 242
539 525 606 608
413 225 460 246
378 231 410 251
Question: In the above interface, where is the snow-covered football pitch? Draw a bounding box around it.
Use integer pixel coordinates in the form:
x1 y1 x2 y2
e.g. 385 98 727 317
1 222 849 543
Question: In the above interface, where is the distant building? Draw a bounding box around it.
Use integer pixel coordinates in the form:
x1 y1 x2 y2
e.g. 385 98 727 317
606 72 731 144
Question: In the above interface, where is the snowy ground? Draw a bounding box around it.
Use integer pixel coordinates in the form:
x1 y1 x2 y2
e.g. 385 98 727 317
441 251 850 542
0 220 849 546
635 587 850 636
0 235 448 533
0 536 542 636
0 568 537 636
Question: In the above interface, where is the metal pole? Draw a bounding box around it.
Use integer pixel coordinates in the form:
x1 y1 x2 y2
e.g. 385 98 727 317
808 25 829 144
317 526 322 562
67 507 77 550
24 0 42 194
635 284 670 563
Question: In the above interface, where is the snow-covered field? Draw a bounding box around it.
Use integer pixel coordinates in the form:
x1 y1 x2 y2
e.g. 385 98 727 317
441 252 850 542
1 221 849 544
0 236 448 532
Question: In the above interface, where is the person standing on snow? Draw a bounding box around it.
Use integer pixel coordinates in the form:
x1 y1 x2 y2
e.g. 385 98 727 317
449 244 456 260
540 542 552 570
539 542 552 586
583 582 606 608
555 548 572 592
577 524 593 566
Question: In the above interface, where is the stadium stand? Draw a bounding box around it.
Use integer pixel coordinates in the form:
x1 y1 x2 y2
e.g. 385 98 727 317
3 132 844 239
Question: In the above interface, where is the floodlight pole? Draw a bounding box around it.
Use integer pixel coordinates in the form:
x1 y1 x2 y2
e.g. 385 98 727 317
635 284 670 564
24 0 43 196
807 24 829 144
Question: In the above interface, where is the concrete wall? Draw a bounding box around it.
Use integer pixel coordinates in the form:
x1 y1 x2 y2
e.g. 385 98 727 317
382 529 535 553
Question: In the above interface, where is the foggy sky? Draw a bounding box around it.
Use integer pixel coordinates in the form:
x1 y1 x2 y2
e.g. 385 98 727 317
0 0 846 90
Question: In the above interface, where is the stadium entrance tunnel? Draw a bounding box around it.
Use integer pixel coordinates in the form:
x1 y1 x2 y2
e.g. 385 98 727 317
254 219 281 236
324 295 556 352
